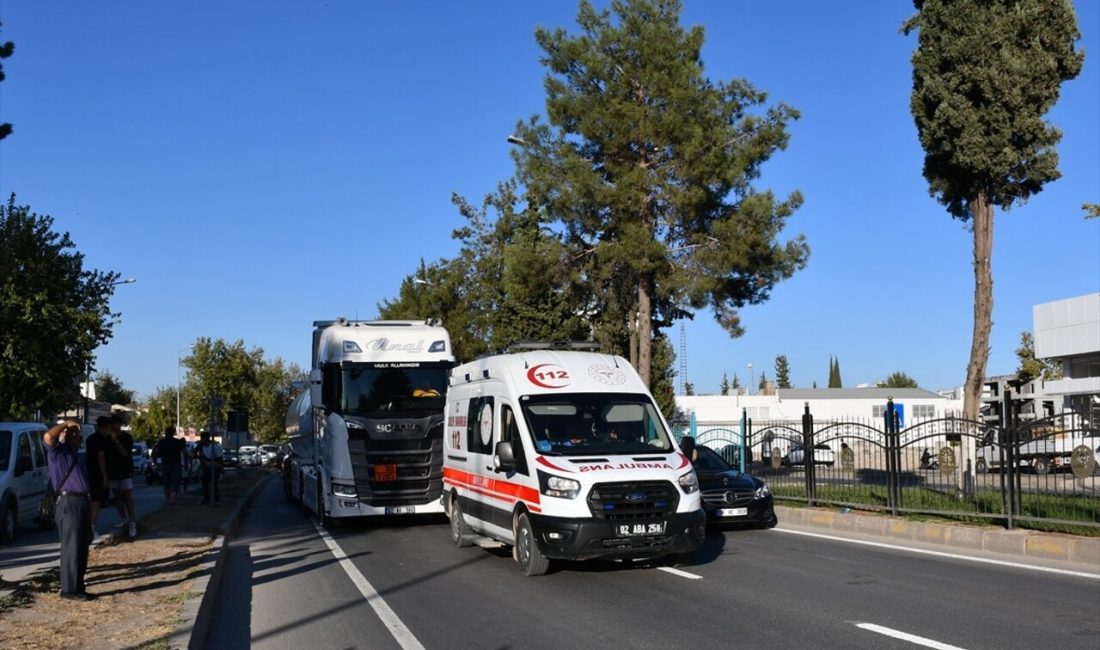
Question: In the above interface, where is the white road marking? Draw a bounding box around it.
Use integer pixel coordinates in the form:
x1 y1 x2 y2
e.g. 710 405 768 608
774 527 1100 580
313 521 426 650
855 622 966 649
658 566 703 580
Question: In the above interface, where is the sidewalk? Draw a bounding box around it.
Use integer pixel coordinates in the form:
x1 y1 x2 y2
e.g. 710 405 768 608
0 468 272 650
774 504 1100 571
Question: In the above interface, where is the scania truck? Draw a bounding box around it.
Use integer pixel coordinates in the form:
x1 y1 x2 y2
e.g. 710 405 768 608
284 319 454 523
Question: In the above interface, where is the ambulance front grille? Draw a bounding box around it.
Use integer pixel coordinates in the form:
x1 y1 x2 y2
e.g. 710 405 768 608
586 481 678 520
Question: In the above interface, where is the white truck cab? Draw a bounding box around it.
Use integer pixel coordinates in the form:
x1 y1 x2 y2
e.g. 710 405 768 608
443 345 705 575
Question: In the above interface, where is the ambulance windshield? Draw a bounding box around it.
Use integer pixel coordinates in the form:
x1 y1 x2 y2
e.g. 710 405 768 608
520 393 674 456
336 362 450 416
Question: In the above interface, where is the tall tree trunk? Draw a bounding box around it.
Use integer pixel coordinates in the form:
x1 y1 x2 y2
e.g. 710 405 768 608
964 192 995 422
628 311 639 369
638 278 652 386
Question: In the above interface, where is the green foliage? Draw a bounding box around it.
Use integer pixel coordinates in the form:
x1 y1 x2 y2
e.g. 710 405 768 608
757 370 768 391
175 338 302 442
904 0 1083 220
719 373 729 396
0 196 120 419
878 372 919 389
511 0 808 384
1083 203 1100 219
129 386 175 444
1015 331 1062 383
828 356 843 388
731 373 741 390
774 355 791 389
95 371 135 406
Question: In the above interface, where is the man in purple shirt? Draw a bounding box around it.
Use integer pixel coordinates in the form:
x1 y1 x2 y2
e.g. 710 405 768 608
43 419 96 601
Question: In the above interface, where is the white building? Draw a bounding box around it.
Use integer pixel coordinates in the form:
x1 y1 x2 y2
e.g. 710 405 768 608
677 387 962 427
1034 293 1100 419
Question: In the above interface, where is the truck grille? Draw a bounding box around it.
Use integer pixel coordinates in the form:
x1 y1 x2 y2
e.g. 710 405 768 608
347 421 444 507
586 481 678 520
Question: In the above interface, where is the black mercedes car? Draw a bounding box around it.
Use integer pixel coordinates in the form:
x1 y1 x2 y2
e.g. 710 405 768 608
690 445 777 528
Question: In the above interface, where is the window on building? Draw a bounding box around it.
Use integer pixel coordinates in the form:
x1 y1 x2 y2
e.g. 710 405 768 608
912 404 935 420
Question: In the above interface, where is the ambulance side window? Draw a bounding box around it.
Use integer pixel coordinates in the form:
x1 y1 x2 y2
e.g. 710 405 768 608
467 397 495 455
500 405 528 476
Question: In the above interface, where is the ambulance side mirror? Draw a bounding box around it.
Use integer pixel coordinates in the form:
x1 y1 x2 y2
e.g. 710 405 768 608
494 441 515 473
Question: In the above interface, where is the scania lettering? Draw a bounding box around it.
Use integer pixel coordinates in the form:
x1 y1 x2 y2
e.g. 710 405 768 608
442 344 705 576
283 319 454 523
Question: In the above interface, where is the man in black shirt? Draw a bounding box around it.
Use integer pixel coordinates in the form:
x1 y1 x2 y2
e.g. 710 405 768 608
84 416 111 537
152 426 187 504
104 414 137 537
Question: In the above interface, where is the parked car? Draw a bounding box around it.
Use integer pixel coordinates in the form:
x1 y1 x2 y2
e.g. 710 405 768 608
1 422 54 544
690 445 777 528
785 442 835 466
222 450 240 469
238 445 260 467
259 444 280 466
131 442 148 477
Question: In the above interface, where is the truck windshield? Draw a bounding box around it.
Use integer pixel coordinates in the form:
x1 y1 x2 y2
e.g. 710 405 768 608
340 363 450 416
519 393 674 456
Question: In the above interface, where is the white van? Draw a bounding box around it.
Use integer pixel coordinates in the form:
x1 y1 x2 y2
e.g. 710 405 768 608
0 422 52 544
442 346 705 575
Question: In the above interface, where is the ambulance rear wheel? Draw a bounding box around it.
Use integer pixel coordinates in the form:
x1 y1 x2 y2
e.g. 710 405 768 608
449 497 473 548
515 513 550 577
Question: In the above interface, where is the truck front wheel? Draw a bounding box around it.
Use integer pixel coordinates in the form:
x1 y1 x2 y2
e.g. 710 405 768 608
1032 456 1051 476
514 513 550 577
975 458 987 474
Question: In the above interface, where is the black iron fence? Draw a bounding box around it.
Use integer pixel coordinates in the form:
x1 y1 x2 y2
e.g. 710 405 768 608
688 399 1100 532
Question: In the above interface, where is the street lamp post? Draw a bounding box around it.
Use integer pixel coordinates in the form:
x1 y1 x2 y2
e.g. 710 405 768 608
177 345 193 429
748 363 754 396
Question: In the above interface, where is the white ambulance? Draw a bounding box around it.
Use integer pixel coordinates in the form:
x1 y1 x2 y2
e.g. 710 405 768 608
442 344 705 576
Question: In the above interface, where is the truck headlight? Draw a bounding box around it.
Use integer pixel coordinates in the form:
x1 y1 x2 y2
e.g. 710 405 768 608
538 471 580 499
678 470 699 494
332 482 358 498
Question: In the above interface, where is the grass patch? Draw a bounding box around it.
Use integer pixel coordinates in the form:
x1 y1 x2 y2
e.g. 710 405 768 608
772 484 1100 536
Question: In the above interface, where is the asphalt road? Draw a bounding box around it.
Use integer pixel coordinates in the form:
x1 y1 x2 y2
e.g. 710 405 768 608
206 479 1100 649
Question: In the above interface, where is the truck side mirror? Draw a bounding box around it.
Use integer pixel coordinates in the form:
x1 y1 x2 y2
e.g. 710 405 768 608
309 368 322 410
494 441 515 473
680 435 696 460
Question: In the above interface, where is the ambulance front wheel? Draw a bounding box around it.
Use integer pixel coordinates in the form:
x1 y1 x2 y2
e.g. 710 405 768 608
515 513 550 577
449 496 473 548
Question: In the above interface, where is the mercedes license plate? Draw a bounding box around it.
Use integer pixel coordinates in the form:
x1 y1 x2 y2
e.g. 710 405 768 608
386 506 414 515
615 521 666 537
719 507 748 517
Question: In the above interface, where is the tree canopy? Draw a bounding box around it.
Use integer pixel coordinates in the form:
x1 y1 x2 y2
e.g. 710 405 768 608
95 371 135 406
510 0 808 386
904 0 1083 419
878 372 919 389
774 355 791 389
0 196 120 419
1014 331 1062 384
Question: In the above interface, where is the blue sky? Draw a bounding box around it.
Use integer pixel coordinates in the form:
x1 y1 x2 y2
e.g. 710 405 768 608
1 1 1097 400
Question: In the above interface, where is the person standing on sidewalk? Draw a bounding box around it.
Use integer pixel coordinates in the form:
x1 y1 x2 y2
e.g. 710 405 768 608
42 419 97 601
84 416 112 538
152 426 187 504
195 432 224 505
104 414 137 537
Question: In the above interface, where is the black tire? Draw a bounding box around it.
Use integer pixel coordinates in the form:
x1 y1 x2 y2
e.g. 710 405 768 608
514 513 550 576
449 496 473 548
1032 456 1051 476
975 458 988 474
0 498 15 545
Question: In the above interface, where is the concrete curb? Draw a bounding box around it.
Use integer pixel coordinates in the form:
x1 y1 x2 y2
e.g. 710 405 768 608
171 472 277 650
775 505 1100 568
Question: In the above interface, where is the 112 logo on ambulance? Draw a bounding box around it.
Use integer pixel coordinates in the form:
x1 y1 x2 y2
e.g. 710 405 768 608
527 364 570 389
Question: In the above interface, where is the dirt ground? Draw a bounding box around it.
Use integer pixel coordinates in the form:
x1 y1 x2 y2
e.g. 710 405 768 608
0 467 272 650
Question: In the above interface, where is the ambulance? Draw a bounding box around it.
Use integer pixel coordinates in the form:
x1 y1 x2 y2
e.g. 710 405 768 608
442 344 705 576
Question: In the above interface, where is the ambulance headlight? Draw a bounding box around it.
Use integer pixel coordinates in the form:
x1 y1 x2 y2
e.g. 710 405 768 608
429 340 447 353
538 471 580 499
678 470 699 494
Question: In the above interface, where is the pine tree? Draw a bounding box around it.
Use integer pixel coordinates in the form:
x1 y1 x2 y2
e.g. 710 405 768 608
904 0 1083 420
720 373 730 396
774 355 791 389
